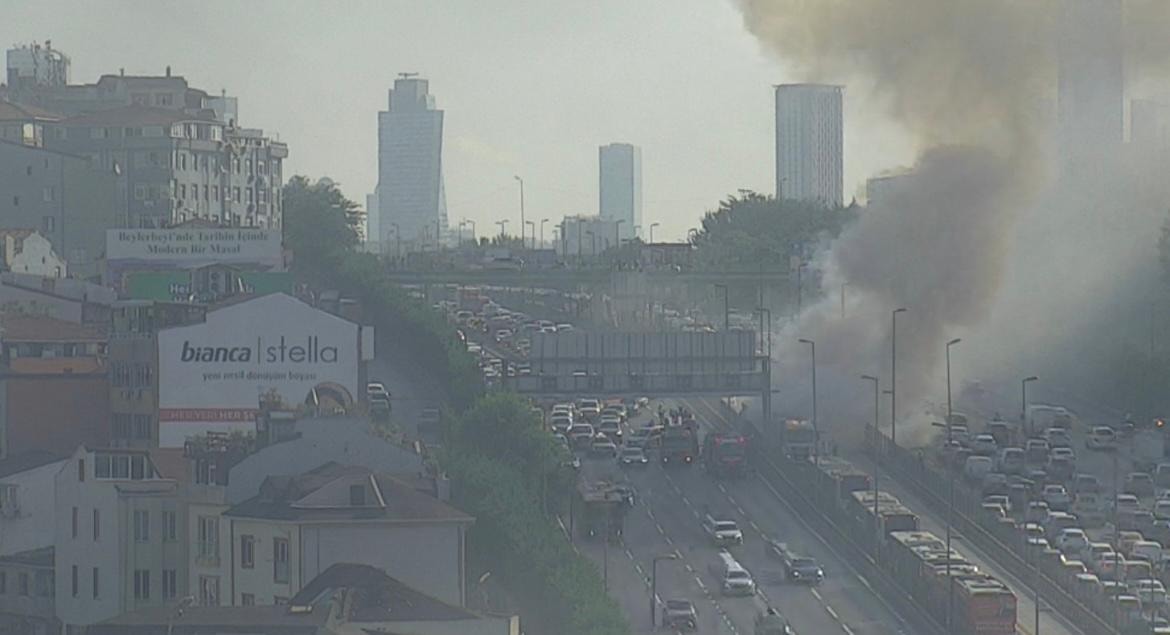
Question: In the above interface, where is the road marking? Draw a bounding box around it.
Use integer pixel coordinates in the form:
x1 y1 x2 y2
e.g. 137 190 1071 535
811 588 823 602
826 606 840 620
695 577 706 590
681 495 693 508
750 520 762 533
656 523 666 535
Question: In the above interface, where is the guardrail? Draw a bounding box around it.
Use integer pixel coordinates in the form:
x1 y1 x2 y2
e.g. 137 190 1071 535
867 424 1120 634
697 399 945 635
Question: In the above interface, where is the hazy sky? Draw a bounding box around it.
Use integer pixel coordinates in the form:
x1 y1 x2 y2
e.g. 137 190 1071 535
3 0 915 241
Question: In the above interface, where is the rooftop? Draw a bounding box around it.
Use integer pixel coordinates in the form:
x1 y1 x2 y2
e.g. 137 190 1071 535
225 462 472 524
0 228 35 243
61 104 213 127
0 312 108 342
0 547 53 568
0 450 64 478
0 99 60 122
292 562 478 622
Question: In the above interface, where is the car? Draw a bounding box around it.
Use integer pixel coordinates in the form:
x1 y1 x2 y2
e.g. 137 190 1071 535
369 396 391 420
997 447 1026 475
577 398 601 420
549 413 574 434
1055 528 1090 555
964 456 994 481
618 445 649 467
1050 446 1076 462
1026 500 1050 523
1155 499 1170 521
1116 493 1141 514
597 416 623 440
494 328 513 343
1071 473 1102 495
590 434 619 457
1048 456 1075 482
1126 472 1156 498
948 424 971 446
785 555 825 585
602 403 628 421
366 381 390 400
970 434 998 456
1086 425 1117 451
1043 484 1072 511
1086 542 1116 574
1043 511 1080 538
982 472 1009 496
981 502 1009 520
568 423 595 447
1026 438 1050 464
625 427 653 448
1045 427 1072 448
661 599 697 631
1121 509 1157 533
984 494 1012 514
1022 522 1049 549
1132 579 1169 609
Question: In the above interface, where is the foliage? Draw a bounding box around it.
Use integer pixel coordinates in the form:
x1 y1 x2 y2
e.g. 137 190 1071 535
282 176 363 277
690 191 856 272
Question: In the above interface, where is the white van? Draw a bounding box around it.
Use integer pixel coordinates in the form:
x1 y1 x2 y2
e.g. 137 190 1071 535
709 550 756 596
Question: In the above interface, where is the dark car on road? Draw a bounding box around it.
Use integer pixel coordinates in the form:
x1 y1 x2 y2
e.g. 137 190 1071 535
662 599 697 631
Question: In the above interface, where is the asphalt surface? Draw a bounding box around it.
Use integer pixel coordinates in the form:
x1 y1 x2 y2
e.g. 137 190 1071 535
569 398 920 635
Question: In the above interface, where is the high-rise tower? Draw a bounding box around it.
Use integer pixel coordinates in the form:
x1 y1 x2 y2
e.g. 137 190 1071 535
376 75 447 246
599 143 642 241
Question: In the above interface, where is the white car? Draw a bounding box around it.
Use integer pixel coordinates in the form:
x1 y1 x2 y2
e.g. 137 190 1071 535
1055 528 1090 555
970 434 998 456
1050 446 1076 462
1086 426 1117 451
1132 579 1169 609
1043 484 1072 511
1045 427 1073 448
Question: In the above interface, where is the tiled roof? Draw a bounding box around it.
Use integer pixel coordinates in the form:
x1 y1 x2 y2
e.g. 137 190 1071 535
225 462 472 524
0 547 53 567
61 105 211 127
0 313 108 342
0 100 60 122
292 563 478 622
147 448 189 486
0 450 64 478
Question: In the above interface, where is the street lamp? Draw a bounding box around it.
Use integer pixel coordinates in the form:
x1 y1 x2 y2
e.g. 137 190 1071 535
891 307 907 446
390 222 401 263
944 337 961 631
1022 376 1038 436
615 219 625 250
714 284 729 330
514 175 526 247
650 222 660 244
757 307 773 424
798 338 818 466
525 220 535 249
795 261 809 314
861 374 880 557
650 553 679 627
496 219 509 239
464 219 476 245
540 218 549 248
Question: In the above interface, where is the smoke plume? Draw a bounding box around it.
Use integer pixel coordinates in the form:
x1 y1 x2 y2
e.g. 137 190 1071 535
740 1 1170 444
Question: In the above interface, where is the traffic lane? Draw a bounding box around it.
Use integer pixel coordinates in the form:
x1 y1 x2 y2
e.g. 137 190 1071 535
678 397 924 635
607 456 743 634
631 459 767 635
367 346 444 438
844 450 1083 635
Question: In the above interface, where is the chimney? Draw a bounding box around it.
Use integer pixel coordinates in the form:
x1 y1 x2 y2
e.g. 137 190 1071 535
165 66 171 77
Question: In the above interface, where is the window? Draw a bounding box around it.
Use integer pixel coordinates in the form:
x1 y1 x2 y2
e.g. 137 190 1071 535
273 537 289 583
114 454 130 478
197 516 219 563
133 569 150 600
132 415 151 440
0 484 20 516
92 509 99 541
131 454 145 480
91 567 99 599
133 510 149 542
241 593 255 606
246 188 254 204
42 186 56 202
233 187 241 203
162 510 177 541
0 571 5 594
162 569 177 600
274 595 289 605
18 573 28 596
240 535 255 568
179 184 186 199
246 159 253 175
212 185 219 201
71 507 78 538
95 453 112 478
42 215 55 233
199 575 219 606
35 571 52 598
203 185 209 201
70 565 77 597
155 93 172 107
78 459 85 482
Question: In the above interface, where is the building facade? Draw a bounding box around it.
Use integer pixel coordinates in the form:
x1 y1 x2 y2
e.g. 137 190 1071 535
775 84 843 207
376 76 447 246
598 143 642 241
0 229 66 278
558 215 622 257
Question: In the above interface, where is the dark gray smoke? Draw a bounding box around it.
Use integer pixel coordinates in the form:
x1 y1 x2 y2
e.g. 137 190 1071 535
740 0 1170 444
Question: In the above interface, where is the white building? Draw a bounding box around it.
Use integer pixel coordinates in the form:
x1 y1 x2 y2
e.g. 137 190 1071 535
0 230 66 278
599 143 642 241
223 462 472 607
365 188 380 251
376 75 447 246
54 447 189 629
775 84 843 207
5 43 70 89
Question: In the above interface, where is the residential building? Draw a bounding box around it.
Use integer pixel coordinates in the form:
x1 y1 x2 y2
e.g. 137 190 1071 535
91 563 518 635
0 99 60 147
54 447 189 630
376 75 447 246
4 43 70 91
0 313 109 457
558 214 622 257
0 229 66 278
0 272 116 324
1131 99 1170 154
1057 0 1124 163
0 138 119 278
0 547 56 634
599 143 642 241
775 84 844 207
224 463 472 607
0 452 67 634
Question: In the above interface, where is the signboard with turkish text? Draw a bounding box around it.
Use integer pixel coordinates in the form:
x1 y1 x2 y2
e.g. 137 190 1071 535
106 228 283 266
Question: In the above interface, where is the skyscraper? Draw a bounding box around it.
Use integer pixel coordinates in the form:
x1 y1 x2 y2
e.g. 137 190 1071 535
775 84 843 207
377 75 446 246
1057 0 1124 161
599 143 642 240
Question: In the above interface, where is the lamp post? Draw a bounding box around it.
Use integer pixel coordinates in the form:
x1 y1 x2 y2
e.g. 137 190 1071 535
798 338 818 466
514 175 526 247
540 218 549 248
525 220 535 249
650 222 660 244
891 307 907 446
795 261 808 314
714 284 729 330
944 337 962 631
464 219 476 245
457 220 464 246
615 219 625 251
1022 376 1038 437
862 374 880 556
650 553 679 627
390 222 401 263
496 219 509 240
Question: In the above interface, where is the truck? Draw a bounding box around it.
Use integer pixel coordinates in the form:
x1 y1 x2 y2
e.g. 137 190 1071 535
703 432 748 478
575 480 627 544
660 425 699 465
782 419 816 460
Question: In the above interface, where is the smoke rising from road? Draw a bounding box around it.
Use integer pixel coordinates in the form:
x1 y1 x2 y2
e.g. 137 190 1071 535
740 1 1170 444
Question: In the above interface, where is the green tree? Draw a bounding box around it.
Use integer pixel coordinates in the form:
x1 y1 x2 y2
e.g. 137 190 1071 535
282 176 363 277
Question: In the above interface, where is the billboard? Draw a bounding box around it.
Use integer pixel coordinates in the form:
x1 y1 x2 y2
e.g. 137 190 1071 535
106 228 283 266
156 293 361 446
126 271 293 302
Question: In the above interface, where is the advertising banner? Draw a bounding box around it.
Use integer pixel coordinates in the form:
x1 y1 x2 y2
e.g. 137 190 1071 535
106 228 283 266
127 271 293 302
156 293 359 446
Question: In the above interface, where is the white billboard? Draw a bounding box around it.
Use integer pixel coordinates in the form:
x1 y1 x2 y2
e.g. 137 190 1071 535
106 228 283 266
157 293 360 446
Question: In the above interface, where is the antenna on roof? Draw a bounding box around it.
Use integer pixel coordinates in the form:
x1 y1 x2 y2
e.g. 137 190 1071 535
398 72 419 79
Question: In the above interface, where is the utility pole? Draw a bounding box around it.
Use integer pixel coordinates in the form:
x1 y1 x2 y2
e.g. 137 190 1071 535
891 308 906 446
514 176 525 248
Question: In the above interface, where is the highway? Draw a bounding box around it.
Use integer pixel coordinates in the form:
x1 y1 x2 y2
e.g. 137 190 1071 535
569 398 922 634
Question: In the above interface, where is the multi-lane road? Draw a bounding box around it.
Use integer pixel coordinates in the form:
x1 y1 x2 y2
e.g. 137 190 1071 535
570 398 920 634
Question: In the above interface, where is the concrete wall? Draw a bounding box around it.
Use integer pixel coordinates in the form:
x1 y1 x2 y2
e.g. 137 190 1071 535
228 518 298 606
0 459 64 556
3 373 109 457
54 454 122 627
